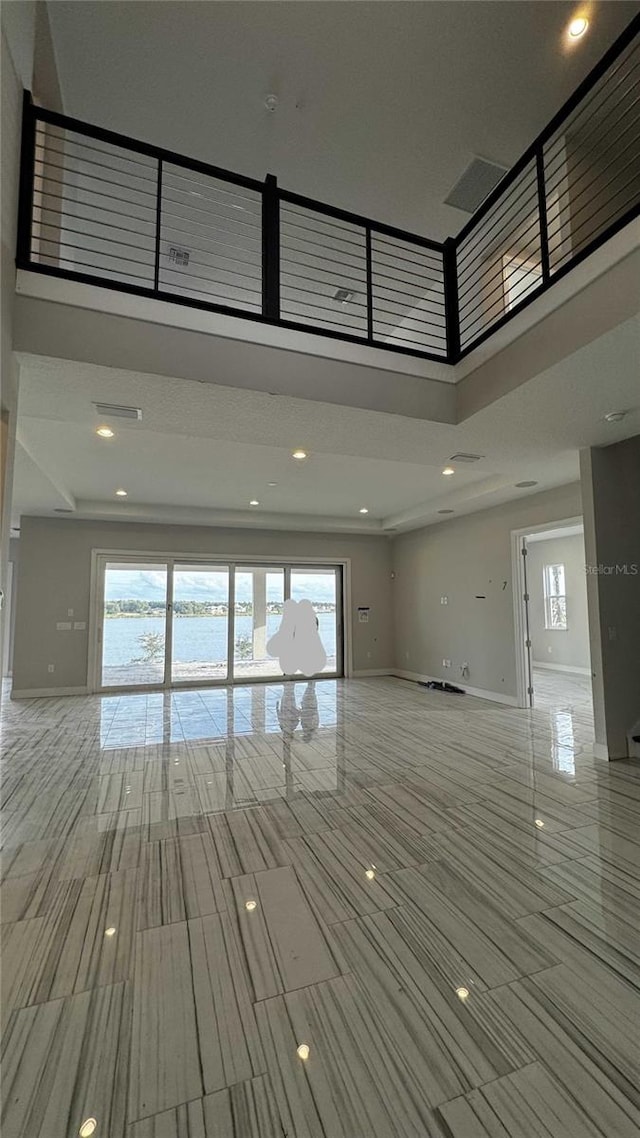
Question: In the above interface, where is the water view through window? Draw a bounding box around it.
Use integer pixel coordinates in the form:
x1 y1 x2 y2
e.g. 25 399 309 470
100 561 340 688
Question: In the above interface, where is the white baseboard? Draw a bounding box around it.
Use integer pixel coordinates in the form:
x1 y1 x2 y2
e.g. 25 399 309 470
533 662 591 676
352 669 393 678
592 742 610 761
392 669 518 707
11 686 89 700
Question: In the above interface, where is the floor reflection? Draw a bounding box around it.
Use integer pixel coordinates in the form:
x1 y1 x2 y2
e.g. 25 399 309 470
99 680 342 811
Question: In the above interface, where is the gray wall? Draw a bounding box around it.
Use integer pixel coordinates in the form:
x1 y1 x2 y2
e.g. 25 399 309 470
12 517 393 692
391 482 583 701
527 532 589 671
581 435 640 759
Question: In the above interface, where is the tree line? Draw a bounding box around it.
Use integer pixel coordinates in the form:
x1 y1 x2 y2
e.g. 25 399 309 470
105 599 336 616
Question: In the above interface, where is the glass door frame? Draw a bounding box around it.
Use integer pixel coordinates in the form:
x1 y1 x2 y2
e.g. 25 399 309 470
90 551 347 693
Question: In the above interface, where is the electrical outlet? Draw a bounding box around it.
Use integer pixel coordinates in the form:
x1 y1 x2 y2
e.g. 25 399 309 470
442 658 451 668
48 664 55 673
67 608 74 617
440 596 448 605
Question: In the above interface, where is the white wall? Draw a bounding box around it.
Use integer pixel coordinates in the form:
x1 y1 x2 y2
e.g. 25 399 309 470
581 435 640 759
12 516 393 693
391 482 583 702
527 532 590 671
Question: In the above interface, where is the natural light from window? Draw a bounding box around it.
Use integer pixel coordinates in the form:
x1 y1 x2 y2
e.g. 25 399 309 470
543 563 568 630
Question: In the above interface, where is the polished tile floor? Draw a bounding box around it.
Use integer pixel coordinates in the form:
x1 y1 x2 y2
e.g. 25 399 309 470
1 675 638 1137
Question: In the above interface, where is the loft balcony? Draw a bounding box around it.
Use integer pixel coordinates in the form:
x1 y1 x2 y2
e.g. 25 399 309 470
14 15 640 403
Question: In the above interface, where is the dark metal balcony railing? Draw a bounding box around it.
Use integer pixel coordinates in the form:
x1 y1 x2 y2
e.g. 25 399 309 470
16 14 640 365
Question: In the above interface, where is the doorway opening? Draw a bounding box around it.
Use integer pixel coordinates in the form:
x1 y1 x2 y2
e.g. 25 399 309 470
92 554 345 692
511 518 592 715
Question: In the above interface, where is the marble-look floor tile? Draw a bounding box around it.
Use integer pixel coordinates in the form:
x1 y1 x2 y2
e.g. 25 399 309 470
1 868 138 1013
436 1061 604 1138
1 981 132 1138
284 831 398 924
188 913 265 1093
128 1075 284 1137
2 673 638 1137
489 974 640 1136
431 826 576 917
225 866 342 999
386 861 557 988
129 922 202 1121
137 833 226 929
98 771 144 813
518 901 640 989
256 975 447 1137
333 911 534 1096
207 809 289 877
542 824 640 874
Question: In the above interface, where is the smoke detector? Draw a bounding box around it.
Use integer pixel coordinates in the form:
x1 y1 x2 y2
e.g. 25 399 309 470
264 94 279 113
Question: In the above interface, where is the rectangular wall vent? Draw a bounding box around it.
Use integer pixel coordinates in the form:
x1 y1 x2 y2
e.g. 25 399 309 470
449 452 484 463
444 158 508 213
93 403 142 421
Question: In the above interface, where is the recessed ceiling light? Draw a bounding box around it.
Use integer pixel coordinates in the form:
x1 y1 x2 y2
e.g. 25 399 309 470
105 926 116 937
515 480 539 488
296 1043 310 1060
96 426 114 438
267 482 278 487
442 466 455 476
292 449 307 460
245 899 257 911
249 499 259 506
365 866 376 880
437 509 455 515
568 16 589 38
359 507 369 514
604 410 627 423
79 1121 98 1138
456 986 470 1001
535 818 545 829
115 489 127 497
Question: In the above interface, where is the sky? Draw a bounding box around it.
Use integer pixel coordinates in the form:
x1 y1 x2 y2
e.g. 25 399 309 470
105 568 336 604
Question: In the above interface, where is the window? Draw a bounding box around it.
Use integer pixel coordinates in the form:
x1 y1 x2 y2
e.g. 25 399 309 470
502 254 543 312
543 563 568 630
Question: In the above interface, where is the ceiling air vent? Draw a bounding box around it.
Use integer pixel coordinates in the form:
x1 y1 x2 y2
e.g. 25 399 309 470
93 403 142 421
444 158 508 214
54 508 73 513
449 452 483 463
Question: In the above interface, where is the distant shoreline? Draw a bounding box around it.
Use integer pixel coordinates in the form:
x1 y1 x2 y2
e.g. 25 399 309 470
105 610 336 619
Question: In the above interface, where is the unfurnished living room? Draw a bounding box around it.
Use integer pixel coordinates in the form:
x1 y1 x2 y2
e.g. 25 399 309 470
1 1 639 1136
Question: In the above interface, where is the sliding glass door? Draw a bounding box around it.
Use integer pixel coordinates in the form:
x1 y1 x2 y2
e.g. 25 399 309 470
234 567 285 680
97 556 343 691
290 567 341 675
171 564 230 683
101 562 169 688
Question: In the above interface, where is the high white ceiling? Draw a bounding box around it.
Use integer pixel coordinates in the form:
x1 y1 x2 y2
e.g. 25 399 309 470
12 313 639 534
47 0 640 238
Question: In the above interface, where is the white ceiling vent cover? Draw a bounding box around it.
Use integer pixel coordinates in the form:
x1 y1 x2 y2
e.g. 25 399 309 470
444 158 508 213
93 403 142 421
449 452 484 463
